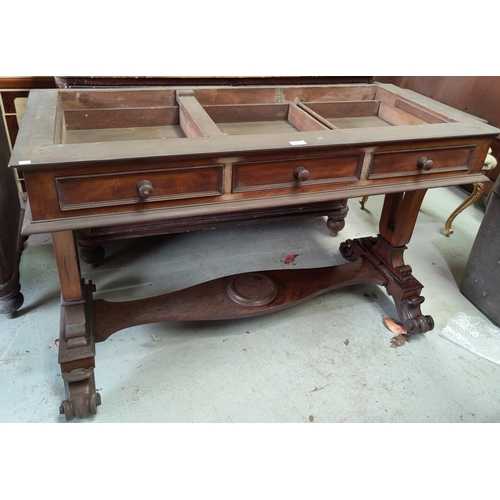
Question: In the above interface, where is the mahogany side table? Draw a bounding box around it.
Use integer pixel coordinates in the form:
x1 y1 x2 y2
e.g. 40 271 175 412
10 83 499 419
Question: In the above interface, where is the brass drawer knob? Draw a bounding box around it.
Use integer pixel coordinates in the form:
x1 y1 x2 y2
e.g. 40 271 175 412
417 157 434 171
294 166 310 181
137 180 154 198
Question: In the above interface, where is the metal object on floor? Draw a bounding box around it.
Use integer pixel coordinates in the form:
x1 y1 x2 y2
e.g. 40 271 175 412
461 176 500 326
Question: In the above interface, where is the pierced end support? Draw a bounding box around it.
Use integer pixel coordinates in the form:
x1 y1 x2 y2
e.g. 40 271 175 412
340 236 434 335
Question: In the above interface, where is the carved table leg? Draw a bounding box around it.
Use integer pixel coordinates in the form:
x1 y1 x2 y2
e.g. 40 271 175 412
79 243 106 268
326 200 349 236
444 182 484 236
52 231 100 421
341 189 434 334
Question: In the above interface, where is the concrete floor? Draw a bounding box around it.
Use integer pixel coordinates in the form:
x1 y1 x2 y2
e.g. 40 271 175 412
1 186 500 423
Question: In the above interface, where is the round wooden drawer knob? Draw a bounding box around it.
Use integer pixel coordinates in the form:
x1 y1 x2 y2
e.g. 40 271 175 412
417 157 434 171
294 166 310 181
137 180 154 198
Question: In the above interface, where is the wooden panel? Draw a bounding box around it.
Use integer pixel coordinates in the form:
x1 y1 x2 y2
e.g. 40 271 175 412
233 154 363 192
216 120 297 136
206 104 300 135
393 99 449 124
329 115 391 129
65 125 185 144
64 107 180 130
204 103 290 123
302 101 381 118
281 85 378 103
378 101 428 126
59 89 177 110
56 165 223 211
369 145 475 179
193 87 281 106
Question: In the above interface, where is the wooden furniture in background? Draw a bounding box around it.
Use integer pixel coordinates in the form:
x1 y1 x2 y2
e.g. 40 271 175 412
11 83 498 420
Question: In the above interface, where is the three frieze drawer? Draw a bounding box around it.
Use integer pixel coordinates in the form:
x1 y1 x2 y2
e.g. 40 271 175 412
56 165 223 211
55 145 476 212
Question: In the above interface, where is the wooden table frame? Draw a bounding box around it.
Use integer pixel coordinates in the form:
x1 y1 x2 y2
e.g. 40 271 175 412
10 83 499 420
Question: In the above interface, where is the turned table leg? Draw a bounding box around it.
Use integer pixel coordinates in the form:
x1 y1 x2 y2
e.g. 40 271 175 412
326 200 349 236
52 230 100 421
79 243 106 268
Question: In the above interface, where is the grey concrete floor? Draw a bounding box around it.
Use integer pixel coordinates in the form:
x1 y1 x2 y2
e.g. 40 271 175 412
1 186 500 423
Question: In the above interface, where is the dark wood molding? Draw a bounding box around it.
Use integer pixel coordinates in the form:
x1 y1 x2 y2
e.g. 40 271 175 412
55 76 373 88
0 77 56 89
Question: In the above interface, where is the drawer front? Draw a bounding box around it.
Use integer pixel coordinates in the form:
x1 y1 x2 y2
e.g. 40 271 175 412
368 145 475 179
56 165 223 211
232 154 362 192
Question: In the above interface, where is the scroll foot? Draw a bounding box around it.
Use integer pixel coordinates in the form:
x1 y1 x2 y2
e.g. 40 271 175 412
60 368 101 421
396 295 434 334
58 281 98 420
